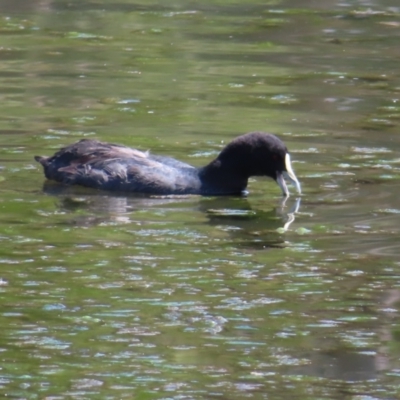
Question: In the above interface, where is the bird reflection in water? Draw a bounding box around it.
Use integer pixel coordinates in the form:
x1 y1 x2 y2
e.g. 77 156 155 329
202 196 301 249
41 181 301 249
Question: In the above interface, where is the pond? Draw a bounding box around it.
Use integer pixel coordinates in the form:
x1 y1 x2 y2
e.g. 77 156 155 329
0 0 400 399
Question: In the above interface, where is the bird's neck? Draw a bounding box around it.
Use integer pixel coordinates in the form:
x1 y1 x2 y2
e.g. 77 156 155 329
198 159 249 195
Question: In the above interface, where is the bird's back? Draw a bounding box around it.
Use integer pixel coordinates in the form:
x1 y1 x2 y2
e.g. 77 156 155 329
35 139 201 194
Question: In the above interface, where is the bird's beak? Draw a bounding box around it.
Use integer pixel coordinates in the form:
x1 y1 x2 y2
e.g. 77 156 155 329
276 153 301 197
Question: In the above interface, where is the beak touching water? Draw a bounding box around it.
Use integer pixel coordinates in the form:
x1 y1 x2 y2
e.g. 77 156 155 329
276 153 301 197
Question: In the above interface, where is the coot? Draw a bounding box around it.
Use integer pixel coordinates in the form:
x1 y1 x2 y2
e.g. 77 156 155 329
35 132 301 196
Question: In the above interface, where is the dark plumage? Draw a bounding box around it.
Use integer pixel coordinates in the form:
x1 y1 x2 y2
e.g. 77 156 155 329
35 132 301 196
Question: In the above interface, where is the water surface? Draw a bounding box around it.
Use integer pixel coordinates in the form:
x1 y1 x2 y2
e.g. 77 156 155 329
1 0 400 399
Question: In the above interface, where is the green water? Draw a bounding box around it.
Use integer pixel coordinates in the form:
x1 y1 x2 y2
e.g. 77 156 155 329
1 0 400 399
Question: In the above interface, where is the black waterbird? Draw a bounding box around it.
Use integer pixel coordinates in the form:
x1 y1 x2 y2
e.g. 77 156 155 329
35 132 301 196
